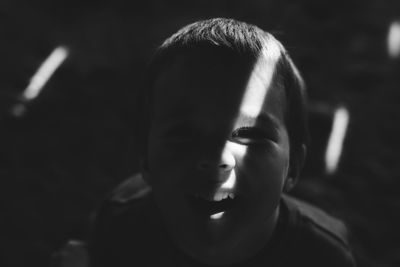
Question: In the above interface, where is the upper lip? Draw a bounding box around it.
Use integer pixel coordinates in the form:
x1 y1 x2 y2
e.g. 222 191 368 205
185 191 239 215
199 191 235 201
187 186 237 201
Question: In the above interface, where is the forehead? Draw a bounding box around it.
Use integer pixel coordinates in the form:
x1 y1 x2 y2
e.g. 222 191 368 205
152 48 285 127
154 49 253 108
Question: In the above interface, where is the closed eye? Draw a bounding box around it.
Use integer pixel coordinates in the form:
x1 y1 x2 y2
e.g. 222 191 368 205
230 127 276 145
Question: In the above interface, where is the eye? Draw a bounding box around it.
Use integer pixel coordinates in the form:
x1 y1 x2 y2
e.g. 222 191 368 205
230 127 275 145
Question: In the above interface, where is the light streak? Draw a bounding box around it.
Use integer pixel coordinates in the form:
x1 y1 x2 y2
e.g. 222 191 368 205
325 107 350 175
238 45 280 119
22 46 69 100
388 21 400 58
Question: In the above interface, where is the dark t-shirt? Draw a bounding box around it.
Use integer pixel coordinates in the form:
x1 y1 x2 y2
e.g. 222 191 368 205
90 174 356 267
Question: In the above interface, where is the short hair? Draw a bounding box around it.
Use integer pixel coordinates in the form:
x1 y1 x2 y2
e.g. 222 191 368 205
142 18 308 160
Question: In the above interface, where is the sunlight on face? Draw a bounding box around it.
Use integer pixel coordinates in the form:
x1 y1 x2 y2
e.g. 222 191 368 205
220 170 236 191
238 41 281 119
215 42 282 199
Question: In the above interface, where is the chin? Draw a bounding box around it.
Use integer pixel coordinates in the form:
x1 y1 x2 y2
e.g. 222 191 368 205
175 225 251 266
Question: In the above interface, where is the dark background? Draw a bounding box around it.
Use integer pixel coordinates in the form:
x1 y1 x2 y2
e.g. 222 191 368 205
1 0 400 266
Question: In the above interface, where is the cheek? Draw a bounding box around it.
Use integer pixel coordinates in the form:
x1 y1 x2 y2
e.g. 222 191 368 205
149 137 189 164
147 141 196 187
237 144 290 193
232 145 289 223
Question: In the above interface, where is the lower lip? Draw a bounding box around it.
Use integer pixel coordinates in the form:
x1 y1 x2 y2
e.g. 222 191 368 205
185 194 240 219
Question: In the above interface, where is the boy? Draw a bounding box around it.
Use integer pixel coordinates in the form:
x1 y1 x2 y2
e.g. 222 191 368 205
90 18 356 266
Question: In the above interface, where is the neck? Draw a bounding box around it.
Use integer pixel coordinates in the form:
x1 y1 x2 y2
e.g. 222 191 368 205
202 205 281 266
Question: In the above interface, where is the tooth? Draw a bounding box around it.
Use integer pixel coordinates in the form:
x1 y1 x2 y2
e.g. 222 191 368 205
214 192 222 201
213 192 221 201
214 191 231 201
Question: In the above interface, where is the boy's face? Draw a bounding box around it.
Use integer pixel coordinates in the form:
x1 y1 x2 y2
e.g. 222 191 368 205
146 48 290 265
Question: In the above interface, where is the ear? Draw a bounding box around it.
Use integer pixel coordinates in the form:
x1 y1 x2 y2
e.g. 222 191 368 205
284 144 306 192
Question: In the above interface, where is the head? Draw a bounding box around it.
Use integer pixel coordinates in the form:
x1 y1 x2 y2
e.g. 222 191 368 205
141 18 308 265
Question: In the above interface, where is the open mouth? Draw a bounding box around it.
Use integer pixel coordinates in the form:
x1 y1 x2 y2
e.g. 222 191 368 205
185 192 238 218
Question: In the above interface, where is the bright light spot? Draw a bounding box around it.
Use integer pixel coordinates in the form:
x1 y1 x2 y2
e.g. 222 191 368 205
23 46 69 100
388 21 400 58
325 107 350 175
210 212 224 220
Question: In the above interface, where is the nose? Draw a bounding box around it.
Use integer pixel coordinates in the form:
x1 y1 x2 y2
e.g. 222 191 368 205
196 146 236 172
219 147 236 171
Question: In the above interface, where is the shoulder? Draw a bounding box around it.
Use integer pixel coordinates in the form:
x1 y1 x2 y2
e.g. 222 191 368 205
92 173 154 231
90 174 166 267
281 195 356 267
109 173 152 204
93 173 157 233
282 194 349 246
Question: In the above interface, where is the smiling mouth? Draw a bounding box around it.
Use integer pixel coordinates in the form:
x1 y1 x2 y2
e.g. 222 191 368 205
185 192 239 218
